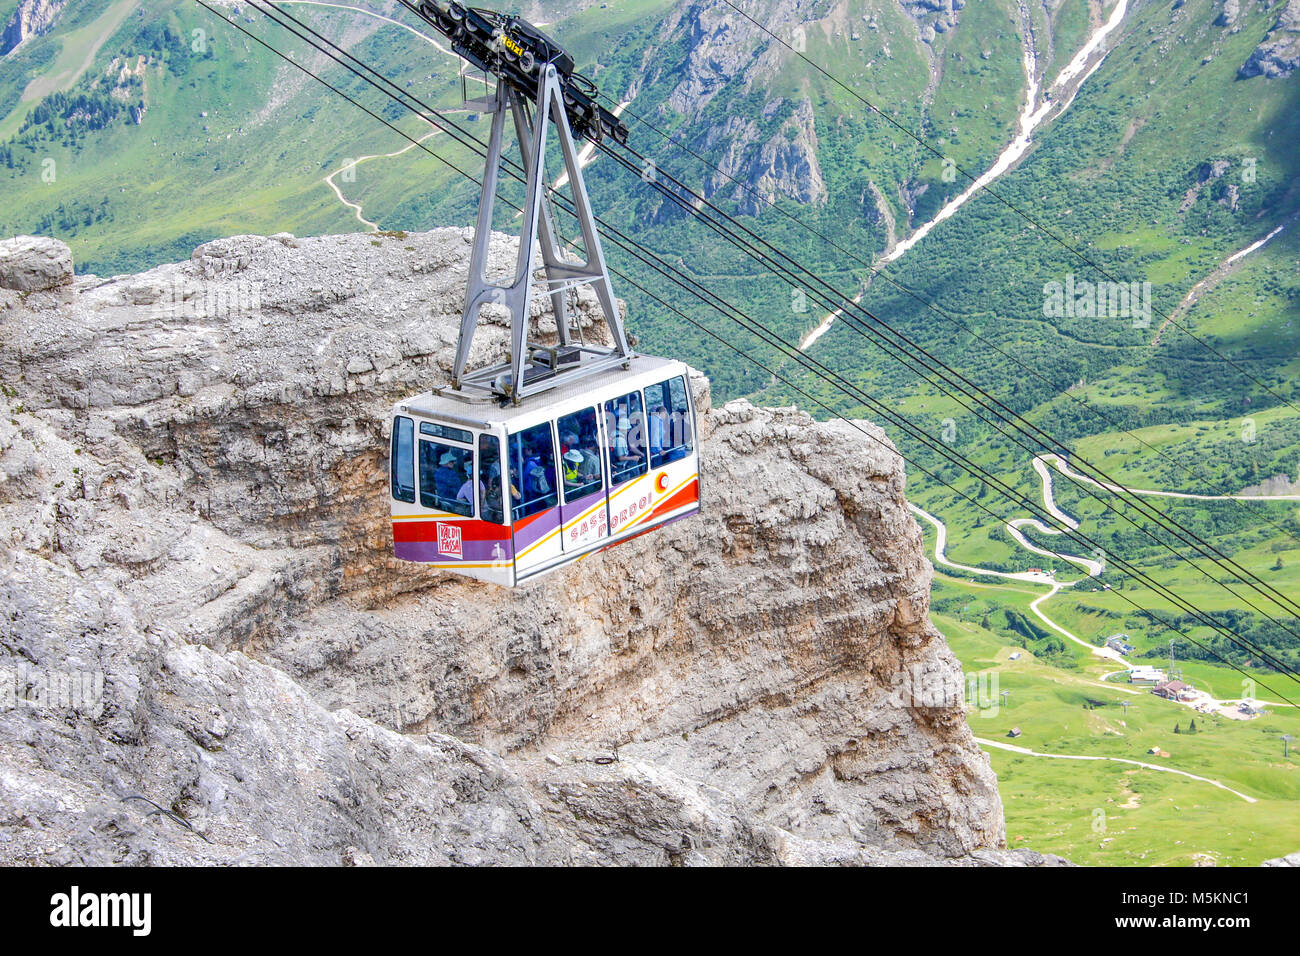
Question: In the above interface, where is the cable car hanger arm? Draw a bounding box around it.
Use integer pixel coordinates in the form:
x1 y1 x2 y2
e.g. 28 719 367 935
410 1 628 145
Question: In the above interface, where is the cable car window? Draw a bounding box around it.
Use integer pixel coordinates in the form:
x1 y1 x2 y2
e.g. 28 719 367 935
604 390 647 487
557 407 604 501
479 433 505 525
418 440 474 516
508 423 556 521
392 416 416 504
644 375 694 468
420 421 473 445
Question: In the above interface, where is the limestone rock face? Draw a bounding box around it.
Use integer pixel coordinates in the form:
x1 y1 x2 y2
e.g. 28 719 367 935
0 227 1045 865
705 98 827 212
633 2 827 212
0 0 68 57
1216 0 1241 29
0 235 74 292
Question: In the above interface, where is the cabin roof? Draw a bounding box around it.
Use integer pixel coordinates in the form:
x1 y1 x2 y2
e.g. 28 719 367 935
396 354 687 432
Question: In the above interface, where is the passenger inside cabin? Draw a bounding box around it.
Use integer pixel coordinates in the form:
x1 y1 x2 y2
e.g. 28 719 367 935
562 449 585 491
481 460 505 525
456 460 481 507
630 410 647 463
523 440 555 509
657 406 691 465
578 439 602 483
508 462 522 507
649 404 667 463
610 410 646 482
435 451 461 503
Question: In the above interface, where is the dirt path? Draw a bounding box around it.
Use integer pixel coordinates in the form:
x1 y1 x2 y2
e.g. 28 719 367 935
974 735 1258 803
1025 450 1297 677
292 0 460 230
1039 452 1300 504
274 0 455 57
307 8 626 231
912 450 1298 677
910 503 1123 665
323 128 444 230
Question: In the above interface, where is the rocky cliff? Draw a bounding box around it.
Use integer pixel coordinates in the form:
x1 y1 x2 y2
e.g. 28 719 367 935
634 1 828 211
0 228 1056 865
1239 0 1300 78
0 0 68 58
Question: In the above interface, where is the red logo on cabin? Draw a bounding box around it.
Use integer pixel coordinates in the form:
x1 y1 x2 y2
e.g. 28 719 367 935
437 522 462 558
654 472 669 494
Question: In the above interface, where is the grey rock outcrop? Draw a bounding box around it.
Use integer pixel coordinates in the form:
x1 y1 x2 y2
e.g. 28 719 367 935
704 97 827 211
0 227 1046 865
0 235 74 292
899 0 963 40
1240 473 1300 497
631 3 827 210
643 0 790 119
0 0 67 58
1216 0 1241 28
1239 0 1300 78
1262 850 1300 866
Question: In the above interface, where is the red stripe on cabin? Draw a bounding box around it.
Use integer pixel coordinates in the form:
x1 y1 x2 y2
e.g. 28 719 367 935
392 519 510 543
647 478 698 520
599 484 699 552
512 509 551 534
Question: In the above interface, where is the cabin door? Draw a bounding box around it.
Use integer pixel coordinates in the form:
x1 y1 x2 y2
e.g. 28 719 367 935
508 421 564 574
556 406 609 553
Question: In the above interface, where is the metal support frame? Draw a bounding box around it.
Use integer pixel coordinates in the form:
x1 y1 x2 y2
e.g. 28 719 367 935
449 66 632 404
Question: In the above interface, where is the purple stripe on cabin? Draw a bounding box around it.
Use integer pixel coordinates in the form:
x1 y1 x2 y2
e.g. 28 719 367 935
558 488 609 546
395 541 439 563
512 506 562 551
395 538 514 563
561 488 607 520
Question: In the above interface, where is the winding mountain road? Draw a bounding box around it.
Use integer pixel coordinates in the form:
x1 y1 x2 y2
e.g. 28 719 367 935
973 736 1258 803
913 450 1299 670
299 2 628 230
909 502 1120 663
324 128 445 230
1038 452 1300 504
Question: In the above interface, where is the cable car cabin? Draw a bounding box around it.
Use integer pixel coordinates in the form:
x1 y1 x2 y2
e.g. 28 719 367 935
386 28 695 586
389 356 700 586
